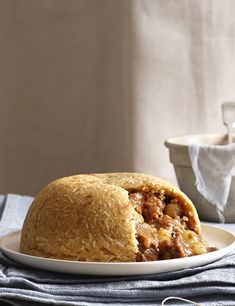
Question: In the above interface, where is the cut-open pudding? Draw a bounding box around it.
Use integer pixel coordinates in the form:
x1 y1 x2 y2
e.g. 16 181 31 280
129 189 209 261
20 173 215 262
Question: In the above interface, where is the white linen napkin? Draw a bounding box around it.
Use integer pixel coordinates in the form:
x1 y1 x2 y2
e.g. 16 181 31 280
188 143 235 222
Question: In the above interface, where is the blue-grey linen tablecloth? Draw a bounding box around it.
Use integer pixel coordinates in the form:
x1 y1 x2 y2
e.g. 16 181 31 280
0 195 234 306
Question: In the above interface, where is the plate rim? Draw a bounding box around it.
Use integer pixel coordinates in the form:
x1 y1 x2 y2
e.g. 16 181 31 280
0 224 235 266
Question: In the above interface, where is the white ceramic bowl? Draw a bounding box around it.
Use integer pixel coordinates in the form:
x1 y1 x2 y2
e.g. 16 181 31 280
165 133 235 222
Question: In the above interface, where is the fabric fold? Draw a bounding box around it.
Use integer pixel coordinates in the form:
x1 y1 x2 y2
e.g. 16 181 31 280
188 143 235 222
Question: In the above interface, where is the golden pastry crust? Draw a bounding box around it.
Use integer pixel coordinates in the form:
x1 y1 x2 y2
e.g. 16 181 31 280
20 173 201 262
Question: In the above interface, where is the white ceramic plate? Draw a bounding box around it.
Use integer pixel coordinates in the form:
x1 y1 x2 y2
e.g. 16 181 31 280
0 224 234 276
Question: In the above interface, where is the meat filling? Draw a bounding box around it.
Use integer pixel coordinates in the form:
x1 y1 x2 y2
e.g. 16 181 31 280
129 190 209 261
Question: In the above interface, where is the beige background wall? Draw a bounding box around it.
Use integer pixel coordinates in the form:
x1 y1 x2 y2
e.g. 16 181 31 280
0 0 234 196
0 0 133 195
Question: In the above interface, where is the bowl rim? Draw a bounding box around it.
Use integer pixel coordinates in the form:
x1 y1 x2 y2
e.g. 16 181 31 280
165 133 229 148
